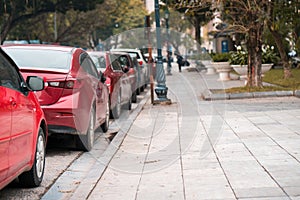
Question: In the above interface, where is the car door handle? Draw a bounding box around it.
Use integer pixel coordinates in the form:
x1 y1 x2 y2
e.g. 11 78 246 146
9 97 17 107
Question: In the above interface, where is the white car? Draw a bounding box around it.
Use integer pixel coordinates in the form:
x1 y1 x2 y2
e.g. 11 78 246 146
110 49 150 90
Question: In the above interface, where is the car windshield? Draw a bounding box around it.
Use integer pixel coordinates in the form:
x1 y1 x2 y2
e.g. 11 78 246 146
4 48 72 70
127 52 139 59
90 55 106 70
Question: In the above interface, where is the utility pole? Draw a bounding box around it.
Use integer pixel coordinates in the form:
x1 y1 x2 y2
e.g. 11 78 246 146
154 0 171 104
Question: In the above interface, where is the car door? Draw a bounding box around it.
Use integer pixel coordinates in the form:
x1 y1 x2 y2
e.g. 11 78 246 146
0 75 11 184
109 54 128 104
80 54 105 127
0 52 34 177
116 55 132 103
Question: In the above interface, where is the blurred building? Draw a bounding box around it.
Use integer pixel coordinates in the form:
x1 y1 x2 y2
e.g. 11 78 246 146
143 0 154 14
201 10 234 53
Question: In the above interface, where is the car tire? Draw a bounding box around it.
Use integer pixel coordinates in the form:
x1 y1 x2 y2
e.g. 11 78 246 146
127 96 132 110
136 87 140 95
100 101 110 133
140 85 145 92
132 90 137 103
111 92 121 119
78 107 95 151
19 127 46 187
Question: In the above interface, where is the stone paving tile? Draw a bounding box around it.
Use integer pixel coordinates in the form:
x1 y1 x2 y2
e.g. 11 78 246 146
240 196 291 200
182 157 221 171
184 183 235 200
275 176 300 187
233 187 287 199
88 185 138 200
247 115 278 125
107 154 145 173
88 169 141 200
220 160 278 188
136 163 184 200
283 186 300 197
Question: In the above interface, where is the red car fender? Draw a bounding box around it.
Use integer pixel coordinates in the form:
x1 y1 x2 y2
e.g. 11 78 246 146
28 92 48 165
105 76 112 94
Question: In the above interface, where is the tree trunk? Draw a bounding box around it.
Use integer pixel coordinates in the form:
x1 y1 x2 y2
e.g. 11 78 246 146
195 16 201 46
247 23 263 87
268 27 293 79
1 14 14 44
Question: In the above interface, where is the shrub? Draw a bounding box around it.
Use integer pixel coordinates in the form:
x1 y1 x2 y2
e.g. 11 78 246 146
212 53 230 62
229 45 280 66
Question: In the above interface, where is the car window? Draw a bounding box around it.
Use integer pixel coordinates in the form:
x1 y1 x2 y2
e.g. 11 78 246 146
80 54 99 78
128 52 139 59
109 55 122 71
118 55 129 66
3 48 72 70
98 56 106 69
90 55 100 68
0 53 22 91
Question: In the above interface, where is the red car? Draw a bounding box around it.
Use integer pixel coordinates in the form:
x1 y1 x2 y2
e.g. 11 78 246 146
111 51 138 103
0 48 47 190
88 51 132 119
3 45 110 151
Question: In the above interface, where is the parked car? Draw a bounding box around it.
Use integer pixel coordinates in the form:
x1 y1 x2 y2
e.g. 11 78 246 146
88 51 132 119
110 51 138 103
3 45 109 151
0 47 47 190
110 48 149 88
130 55 144 94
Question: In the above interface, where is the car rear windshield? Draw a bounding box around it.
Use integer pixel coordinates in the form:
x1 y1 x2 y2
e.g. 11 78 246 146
4 48 72 70
127 52 139 59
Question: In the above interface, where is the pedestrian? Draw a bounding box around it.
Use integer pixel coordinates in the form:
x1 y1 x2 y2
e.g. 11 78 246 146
167 51 172 75
176 52 183 72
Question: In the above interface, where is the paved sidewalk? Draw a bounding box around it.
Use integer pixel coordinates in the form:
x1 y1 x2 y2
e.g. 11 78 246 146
87 65 300 199
43 64 300 200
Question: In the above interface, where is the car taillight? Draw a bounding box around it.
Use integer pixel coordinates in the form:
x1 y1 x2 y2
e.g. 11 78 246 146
48 79 80 89
138 61 143 66
105 77 112 93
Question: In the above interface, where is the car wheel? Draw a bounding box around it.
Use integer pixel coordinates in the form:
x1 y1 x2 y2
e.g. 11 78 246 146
19 127 46 187
136 87 140 95
111 92 121 119
132 90 137 103
78 107 95 151
100 101 110 133
140 85 145 92
127 96 132 110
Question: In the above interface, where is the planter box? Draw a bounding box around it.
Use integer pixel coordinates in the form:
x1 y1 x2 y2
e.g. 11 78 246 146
231 65 247 79
201 60 216 75
232 63 273 78
213 62 232 81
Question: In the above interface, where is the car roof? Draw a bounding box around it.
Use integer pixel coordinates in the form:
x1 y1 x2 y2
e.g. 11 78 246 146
110 48 142 53
1 44 77 53
110 51 130 56
87 51 110 56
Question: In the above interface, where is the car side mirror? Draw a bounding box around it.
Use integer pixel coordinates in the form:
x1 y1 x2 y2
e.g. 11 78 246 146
122 65 129 73
26 76 44 91
100 73 106 83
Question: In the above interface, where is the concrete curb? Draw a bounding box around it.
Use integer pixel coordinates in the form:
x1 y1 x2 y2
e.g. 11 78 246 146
202 89 298 101
41 91 151 200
